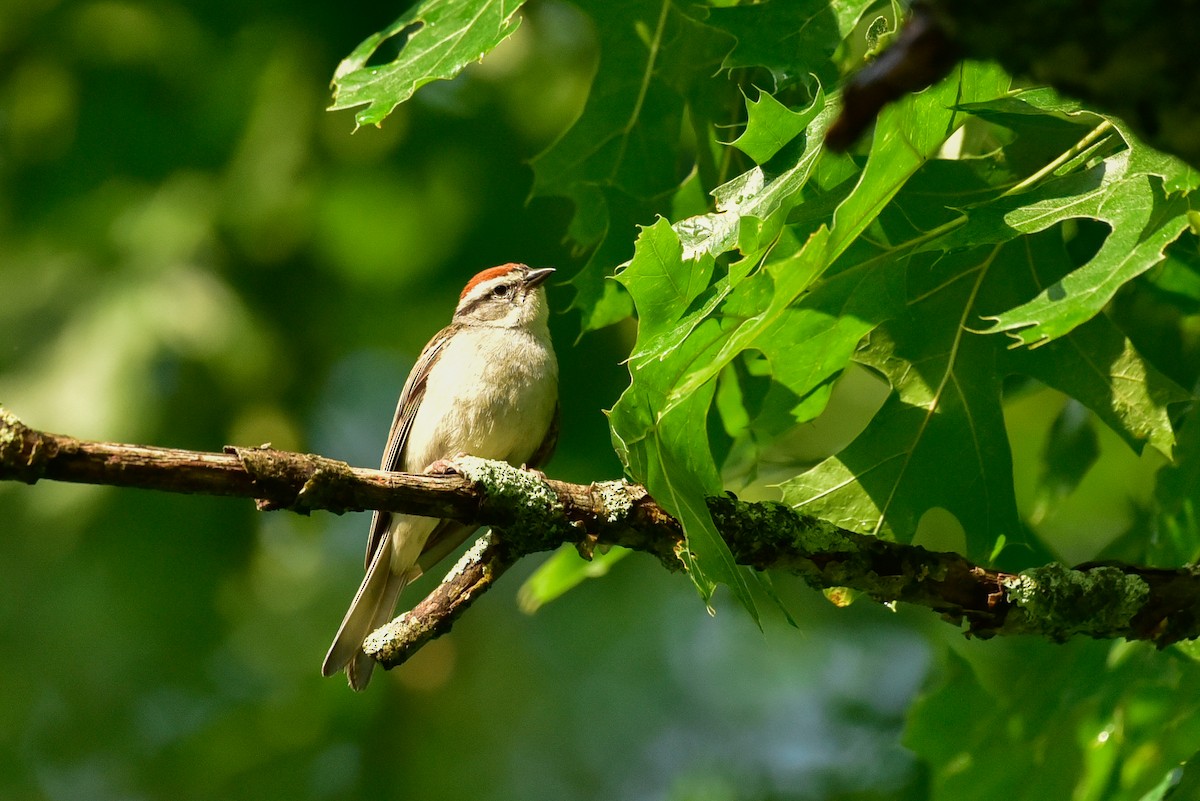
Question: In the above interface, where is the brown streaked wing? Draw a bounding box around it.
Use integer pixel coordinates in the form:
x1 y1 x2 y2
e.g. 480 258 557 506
363 324 457 569
414 520 476 577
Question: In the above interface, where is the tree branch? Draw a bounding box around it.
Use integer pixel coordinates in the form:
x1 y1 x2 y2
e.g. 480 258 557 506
3 405 1198 673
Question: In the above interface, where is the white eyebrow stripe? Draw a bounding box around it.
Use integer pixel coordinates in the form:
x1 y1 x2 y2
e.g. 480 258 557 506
456 274 520 314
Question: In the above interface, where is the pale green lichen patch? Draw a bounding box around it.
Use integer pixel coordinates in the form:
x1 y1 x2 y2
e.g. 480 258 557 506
364 609 424 661
443 531 493 583
453 456 569 545
0 406 23 449
594 480 633 523
705 497 860 568
0 405 40 482
1002 563 1150 639
738 500 855 553
798 515 856 553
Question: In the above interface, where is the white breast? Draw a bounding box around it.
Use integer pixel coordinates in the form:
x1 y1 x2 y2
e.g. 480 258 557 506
402 325 558 473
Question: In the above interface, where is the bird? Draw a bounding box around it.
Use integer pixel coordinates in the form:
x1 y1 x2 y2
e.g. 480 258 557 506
322 263 559 690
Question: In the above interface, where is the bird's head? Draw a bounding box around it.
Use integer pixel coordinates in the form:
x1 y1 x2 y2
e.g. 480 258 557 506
453 263 554 329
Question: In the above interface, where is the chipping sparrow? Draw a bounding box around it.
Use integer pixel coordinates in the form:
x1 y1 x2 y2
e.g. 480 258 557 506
322 263 559 690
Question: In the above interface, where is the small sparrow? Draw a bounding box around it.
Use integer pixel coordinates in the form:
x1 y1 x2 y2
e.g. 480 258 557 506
322 263 559 690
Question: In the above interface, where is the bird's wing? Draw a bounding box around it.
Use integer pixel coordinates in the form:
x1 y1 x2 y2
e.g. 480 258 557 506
414 520 476 577
364 325 455 569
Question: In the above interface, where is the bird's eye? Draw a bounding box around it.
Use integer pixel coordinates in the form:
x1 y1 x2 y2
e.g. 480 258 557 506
493 284 511 298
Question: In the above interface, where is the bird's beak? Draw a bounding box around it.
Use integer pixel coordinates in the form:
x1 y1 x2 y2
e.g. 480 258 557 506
524 267 555 288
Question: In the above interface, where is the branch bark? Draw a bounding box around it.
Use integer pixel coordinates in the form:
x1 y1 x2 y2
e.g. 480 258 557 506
3 406 1198 673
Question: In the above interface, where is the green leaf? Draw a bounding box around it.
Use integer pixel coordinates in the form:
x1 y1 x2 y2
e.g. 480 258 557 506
1153 412 1200 566
619 218 714 331
536 0 734 334
563 186 646 333
1031 400 1100 523
907 642 1200 801
530 0 733 202
330 0 527 128
959 87 1200 193
1020 315 1190 459
714 364 751 439
1158 412 1200 515
658 61 1009 426
674 89 837 262
609 220 758 619
827 61 1010 261
1139 751 1200 801
612 62 1022 560
783 229 1188 554
1149 249 1200 313
611 366 754 616
782 245 1020 550
666 227 907 423
923 98 1196 347
987 175 1191 346
731 89 819 165
568 261 635 334
905 644 1094 801
749 571 799 628
517 546 630 613
1004 229 1190 461
709 0 869 88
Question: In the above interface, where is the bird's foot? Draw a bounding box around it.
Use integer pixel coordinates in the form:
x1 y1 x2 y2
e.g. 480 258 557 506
425 452 471 475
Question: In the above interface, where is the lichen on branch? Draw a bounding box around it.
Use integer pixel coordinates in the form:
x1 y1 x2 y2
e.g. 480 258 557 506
3 404 1200 673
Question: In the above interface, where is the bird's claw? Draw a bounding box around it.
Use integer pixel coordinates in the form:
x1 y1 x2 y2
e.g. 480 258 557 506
426 452 473 476
520 464 549 480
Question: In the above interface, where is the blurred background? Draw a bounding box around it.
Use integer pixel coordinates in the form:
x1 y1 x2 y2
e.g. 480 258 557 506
0 1 1185 800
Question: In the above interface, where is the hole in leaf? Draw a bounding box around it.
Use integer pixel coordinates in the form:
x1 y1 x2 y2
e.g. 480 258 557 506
364 22 425 68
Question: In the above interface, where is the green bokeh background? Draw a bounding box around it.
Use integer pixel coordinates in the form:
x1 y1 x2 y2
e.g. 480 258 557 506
0 2 1189 800
0 2 929 799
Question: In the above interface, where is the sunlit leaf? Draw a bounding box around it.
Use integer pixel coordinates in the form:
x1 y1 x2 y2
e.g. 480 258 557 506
731 89 820 164
920 126 1194 347
674 90 835 262
826 62 1009 260
330 0 527 127
959 87 1200 193
782 245 1021 550
987 178 1191 347
1139 750 1200 801
783 226 1188 555
1021 315 1190 459
662 63 1008 422
609 220 758 619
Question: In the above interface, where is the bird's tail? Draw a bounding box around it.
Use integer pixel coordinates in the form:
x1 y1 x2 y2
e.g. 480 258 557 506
322 531 409 691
